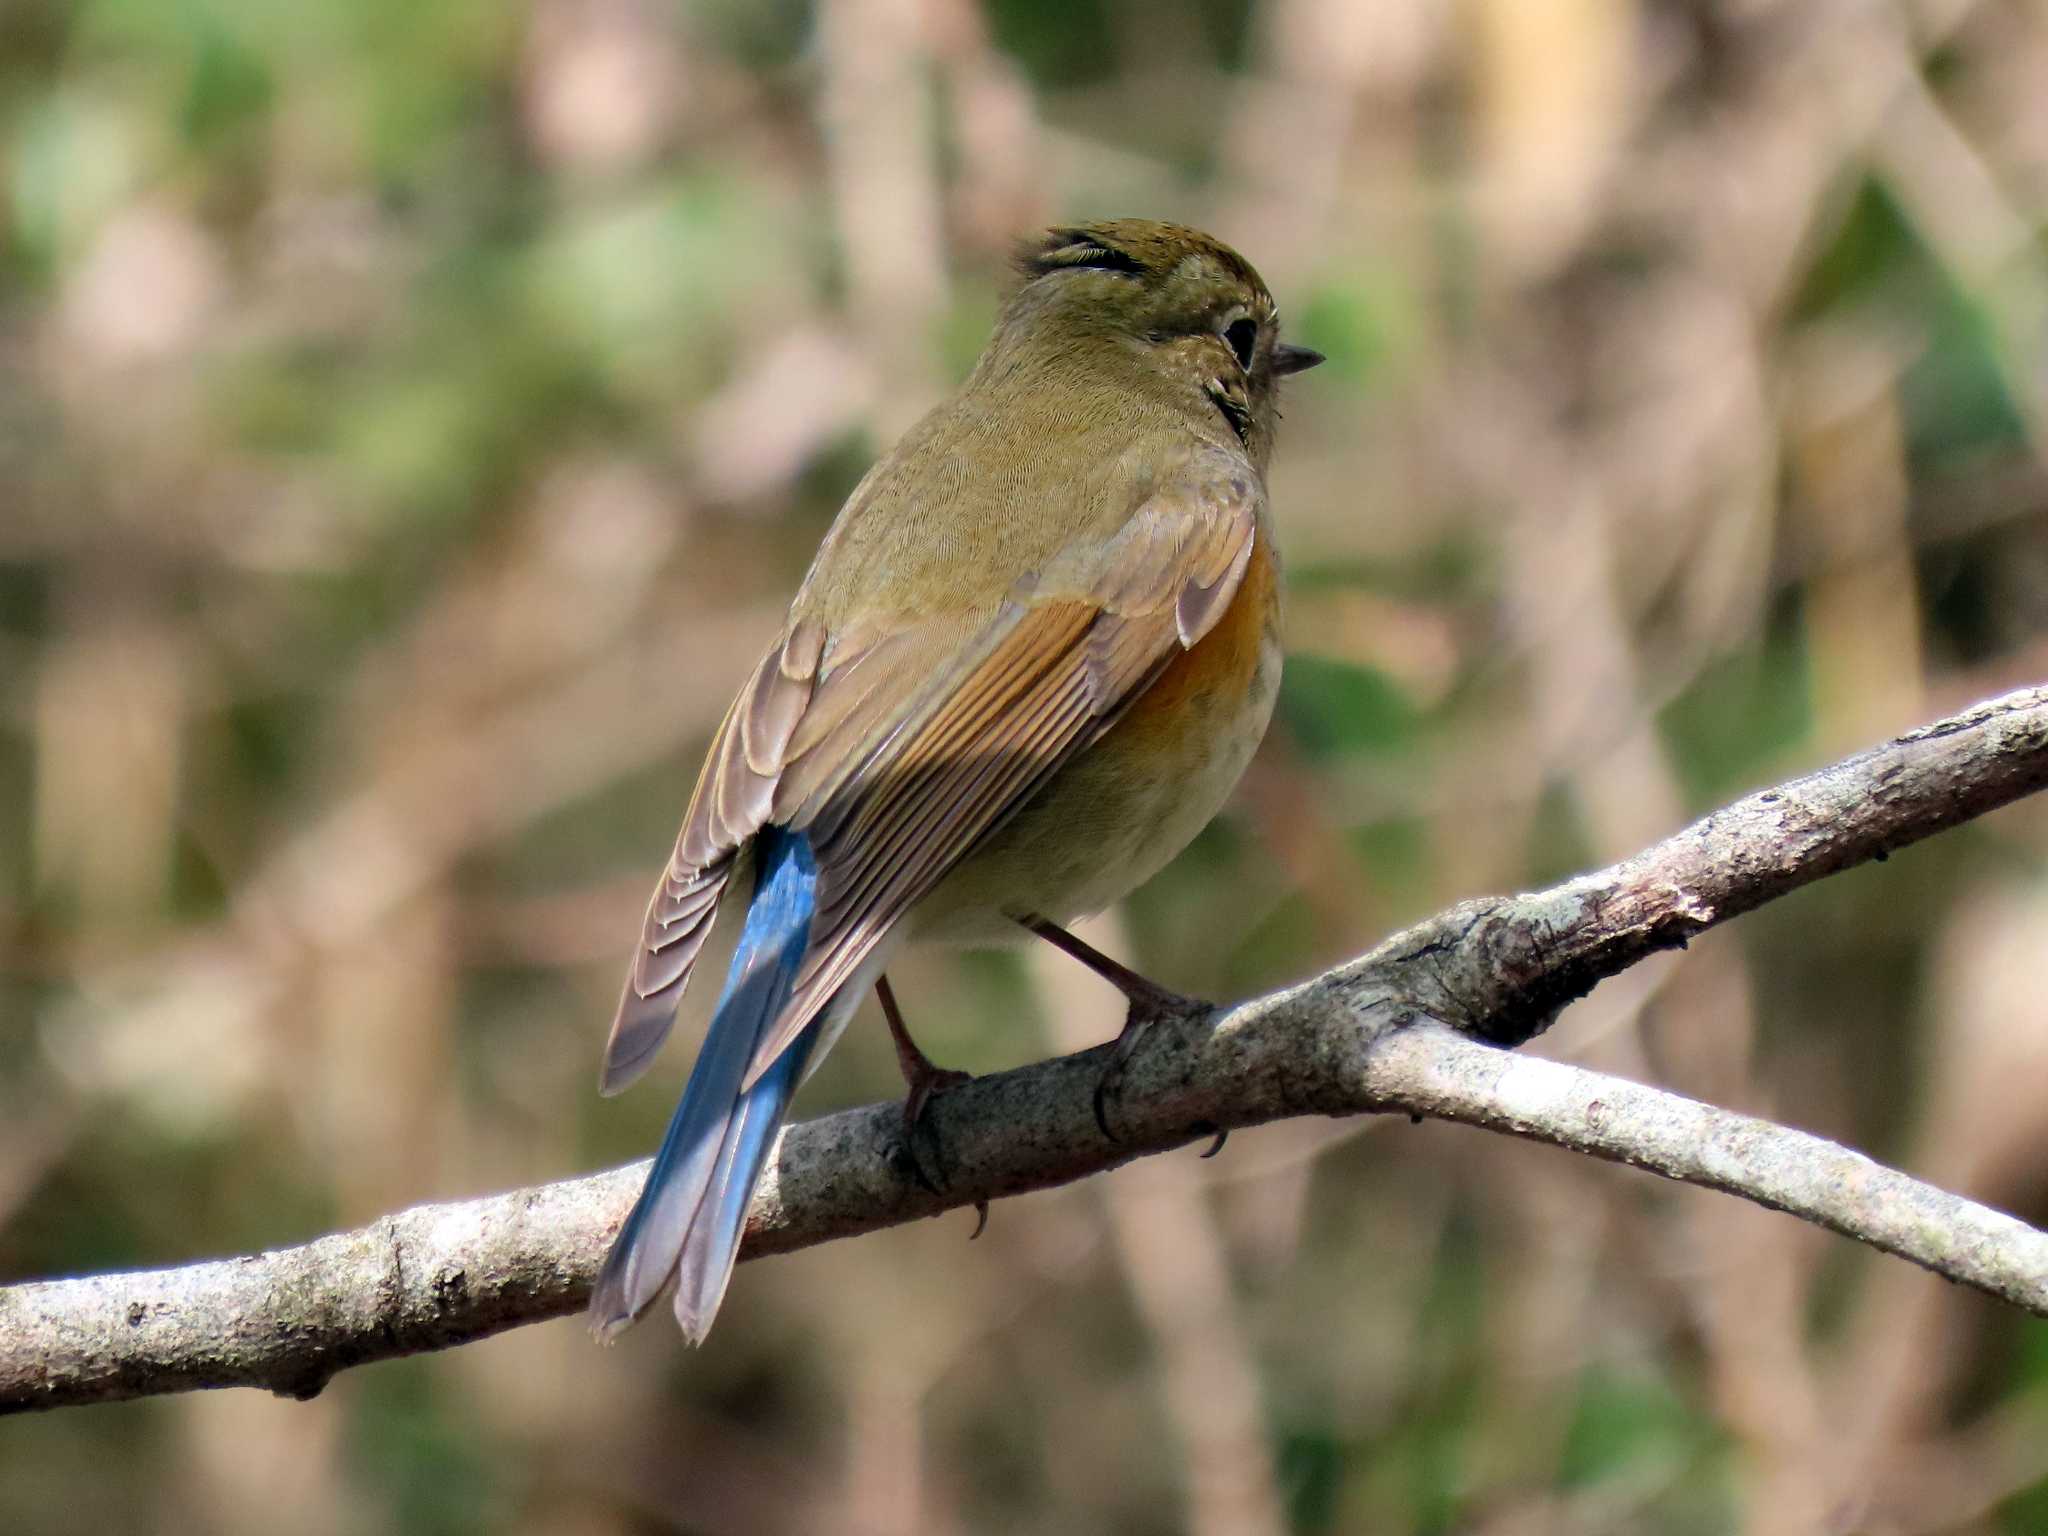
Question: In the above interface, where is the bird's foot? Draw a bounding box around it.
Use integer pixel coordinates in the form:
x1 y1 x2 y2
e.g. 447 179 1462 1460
899 1059 974 1142
1020 917 1213 1144
898 1066 987 1238
891 1036 973 1199
1091 984 1208 1143
877 974 989 1236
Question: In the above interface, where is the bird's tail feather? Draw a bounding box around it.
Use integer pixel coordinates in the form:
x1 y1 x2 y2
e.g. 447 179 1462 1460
589 827 821 1344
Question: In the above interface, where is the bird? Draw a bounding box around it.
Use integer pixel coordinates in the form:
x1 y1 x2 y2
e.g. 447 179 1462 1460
589 218 1323 1343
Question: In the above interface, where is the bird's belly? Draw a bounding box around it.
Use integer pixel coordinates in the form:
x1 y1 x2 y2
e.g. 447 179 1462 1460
908 541 1282 946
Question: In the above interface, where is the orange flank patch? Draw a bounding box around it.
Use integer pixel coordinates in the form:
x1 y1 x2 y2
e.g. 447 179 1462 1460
1110 530 1277 763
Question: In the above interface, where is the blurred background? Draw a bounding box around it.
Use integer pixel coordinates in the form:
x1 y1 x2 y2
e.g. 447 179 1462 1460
4 0 2048 1530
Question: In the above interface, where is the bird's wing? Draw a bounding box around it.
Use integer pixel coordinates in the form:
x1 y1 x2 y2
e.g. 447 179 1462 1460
597 614 828 1092
601 449 1263 1094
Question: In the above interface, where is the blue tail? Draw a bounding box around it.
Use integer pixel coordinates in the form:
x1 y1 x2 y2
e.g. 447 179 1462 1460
590 828 822 1343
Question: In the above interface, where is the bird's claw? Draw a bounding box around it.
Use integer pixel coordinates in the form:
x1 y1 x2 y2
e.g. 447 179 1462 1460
897 1086 992 1240
900 1065 973 1140
897 1065 973 1195
1092 1063 1126 1142
1091 990 1209 1142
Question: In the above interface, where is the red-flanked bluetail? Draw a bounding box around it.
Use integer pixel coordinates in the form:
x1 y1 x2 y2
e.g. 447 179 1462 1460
590 220 1322 1343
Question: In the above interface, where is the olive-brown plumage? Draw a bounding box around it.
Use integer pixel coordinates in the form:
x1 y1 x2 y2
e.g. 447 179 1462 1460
592 220 1321 1342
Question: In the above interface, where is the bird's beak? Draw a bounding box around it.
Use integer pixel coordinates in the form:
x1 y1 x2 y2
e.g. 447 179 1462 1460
1273 343 1325 376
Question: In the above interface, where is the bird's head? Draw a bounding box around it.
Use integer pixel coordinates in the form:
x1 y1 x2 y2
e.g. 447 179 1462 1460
1000 219 1323 458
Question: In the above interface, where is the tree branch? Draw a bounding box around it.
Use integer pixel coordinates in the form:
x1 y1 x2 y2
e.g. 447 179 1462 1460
6 685 2047 1415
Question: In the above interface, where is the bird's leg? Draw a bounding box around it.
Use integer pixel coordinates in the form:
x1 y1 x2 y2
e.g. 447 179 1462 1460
1021 917 1214 1147
875 975 987 1236
1024 917 1193 1018
878 973 973 1134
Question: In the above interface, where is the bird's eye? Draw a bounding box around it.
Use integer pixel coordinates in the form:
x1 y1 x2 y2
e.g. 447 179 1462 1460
1223 317 1258 371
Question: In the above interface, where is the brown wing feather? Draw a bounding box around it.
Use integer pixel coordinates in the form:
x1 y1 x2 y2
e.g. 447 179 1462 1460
599 613 1013 1092
736 461 1261 1086
604 450 1262 1098
598 619 826 1092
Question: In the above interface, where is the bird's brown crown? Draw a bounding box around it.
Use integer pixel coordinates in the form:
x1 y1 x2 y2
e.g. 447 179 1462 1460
1015 219 1270 299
